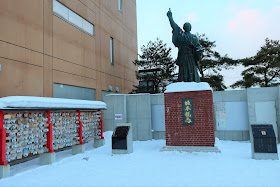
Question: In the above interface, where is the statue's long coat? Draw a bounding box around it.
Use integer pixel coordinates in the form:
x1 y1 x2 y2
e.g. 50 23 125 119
172 24 201 82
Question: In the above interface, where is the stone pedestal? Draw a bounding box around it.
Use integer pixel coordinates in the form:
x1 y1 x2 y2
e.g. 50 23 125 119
161 146 220 153
94 139 105 148
163 82 219 153
253 152 279 160
0 165 10 179
72 144 85 155
39 152 56 165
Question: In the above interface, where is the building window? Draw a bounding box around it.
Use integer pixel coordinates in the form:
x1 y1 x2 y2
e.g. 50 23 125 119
53 0 94 36
53 83 96 101
139 81 154 92
118 0 122 12
110 37 114 65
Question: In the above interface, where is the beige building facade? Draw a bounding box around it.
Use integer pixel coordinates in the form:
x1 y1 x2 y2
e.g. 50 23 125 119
0 0 138 101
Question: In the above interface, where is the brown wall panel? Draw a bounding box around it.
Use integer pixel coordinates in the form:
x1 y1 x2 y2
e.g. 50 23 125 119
99 72 127 94
91 0 100 6
99 0 123 26
99 72 114 91
123 47 136 71
53 70 96 89
0 0 43 52
95 71 102 101
111 21 125 79
82 33 97 70
124 69 136 84
99 31 111 73
99 72 107 91
53 17 84 65
53 17 96 68
123 0 137 38
53 58 96 80
79 0 98 14
43 55 53 97
0 58 43 97
99 0 137 39
115 77 124 94
123 30 137 71
113 40 125 79
0 41 43 67
43 0 53 56
98 8 111 76
123 30 137 56
99 8 112 34
105 73 116 89
124 80 134 94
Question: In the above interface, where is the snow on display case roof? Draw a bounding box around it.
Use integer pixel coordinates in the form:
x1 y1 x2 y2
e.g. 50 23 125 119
0 96 106 110
165 82 212 93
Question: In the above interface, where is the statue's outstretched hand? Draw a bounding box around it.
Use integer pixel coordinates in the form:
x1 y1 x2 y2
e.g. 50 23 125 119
167 8 172 18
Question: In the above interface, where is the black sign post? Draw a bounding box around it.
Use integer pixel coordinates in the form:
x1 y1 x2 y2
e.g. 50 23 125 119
112 126 130 150
251 124 278 160
112 124 133 154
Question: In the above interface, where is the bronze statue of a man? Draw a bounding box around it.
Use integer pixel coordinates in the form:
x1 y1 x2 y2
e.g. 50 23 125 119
167 9 203 82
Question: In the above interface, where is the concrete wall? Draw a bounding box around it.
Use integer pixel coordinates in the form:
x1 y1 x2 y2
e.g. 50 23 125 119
247 87 279 142
150 94 164 105
103 94 152 141
213 90 247 102
103 86 280 142
213 90 249 141
0 0 138 101
127 94 152 141
150 94 165 139
209 88 279 141
103 94 127 131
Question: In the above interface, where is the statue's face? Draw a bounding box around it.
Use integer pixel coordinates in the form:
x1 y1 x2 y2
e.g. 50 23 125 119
183 23 191 32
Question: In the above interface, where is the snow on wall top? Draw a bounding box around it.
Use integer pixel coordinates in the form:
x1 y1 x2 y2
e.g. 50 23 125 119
0 96 106 110
165 82 212 93
0 102 5 108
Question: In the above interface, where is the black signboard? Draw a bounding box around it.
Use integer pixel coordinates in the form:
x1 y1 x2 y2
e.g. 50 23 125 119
112 126 130 150
251 125 277 153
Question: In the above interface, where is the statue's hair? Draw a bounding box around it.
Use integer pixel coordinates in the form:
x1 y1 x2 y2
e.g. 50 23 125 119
183 22 192 31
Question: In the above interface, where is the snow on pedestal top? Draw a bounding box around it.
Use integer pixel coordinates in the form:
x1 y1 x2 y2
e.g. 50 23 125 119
165 82 212 93
0 96 106 110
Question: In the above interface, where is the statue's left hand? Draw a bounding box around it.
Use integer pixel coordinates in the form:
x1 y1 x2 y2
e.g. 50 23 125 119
167 8 172 18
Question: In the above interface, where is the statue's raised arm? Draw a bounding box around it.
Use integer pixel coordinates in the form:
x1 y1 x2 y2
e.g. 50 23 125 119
167 8 178 30
167 8 182 48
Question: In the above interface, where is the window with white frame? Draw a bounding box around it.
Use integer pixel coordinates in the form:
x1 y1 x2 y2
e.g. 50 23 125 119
110 37 114 65
53 0 94 36
118 0 122 12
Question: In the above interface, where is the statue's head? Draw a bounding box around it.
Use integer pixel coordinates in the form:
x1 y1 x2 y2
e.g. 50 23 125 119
183 22 191 32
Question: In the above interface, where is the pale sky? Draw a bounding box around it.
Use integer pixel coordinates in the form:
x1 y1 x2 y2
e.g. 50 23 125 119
136 0 280 88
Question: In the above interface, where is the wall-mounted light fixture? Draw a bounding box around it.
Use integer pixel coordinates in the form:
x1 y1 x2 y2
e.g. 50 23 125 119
108 85 112 91
115 87 119 92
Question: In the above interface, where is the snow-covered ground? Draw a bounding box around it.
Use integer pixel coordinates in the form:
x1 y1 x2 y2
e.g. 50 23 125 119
1 131 280 187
